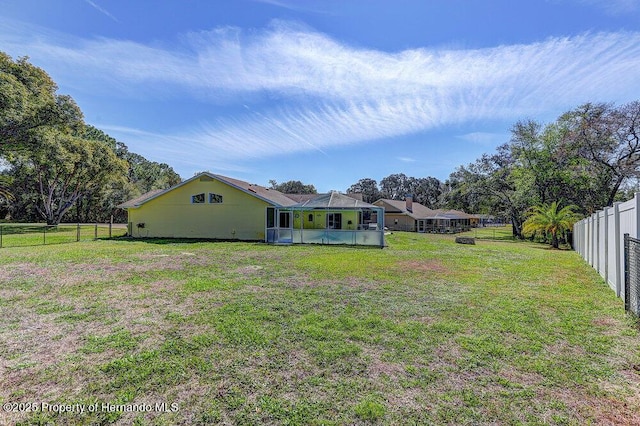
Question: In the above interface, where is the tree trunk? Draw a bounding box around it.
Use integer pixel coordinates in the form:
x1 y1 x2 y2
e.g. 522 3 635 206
511 215 524 239
606 175 625 207
551 232 559 249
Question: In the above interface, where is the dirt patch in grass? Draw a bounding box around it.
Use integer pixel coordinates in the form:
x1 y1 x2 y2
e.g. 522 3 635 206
396 259 450 274
0 263 50 282
243 285 269 293
363 348 405 380
136 252 209 270
281 274 323 289
544 384 640 425
0 259 186 292
498 367 545 388
0 311 115 407
100 279 196 339
544 340 587 357
235 265 264 275
592 316 623 328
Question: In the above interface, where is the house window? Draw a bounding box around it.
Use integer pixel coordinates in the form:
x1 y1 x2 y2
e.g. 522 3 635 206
327 213 342 229
209 193 223 203
191 193 205 203
308 214 314 222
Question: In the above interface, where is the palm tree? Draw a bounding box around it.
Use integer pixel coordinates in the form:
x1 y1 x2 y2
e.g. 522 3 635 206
523 202 580 249
0 176 13 202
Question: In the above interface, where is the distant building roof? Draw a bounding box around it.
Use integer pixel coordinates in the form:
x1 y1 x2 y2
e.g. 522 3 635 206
117 172 297 209
373 198 437 219
373 199 473 220
430 209 473 220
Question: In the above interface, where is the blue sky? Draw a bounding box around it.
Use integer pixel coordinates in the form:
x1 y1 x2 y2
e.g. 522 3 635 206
1 0 640 192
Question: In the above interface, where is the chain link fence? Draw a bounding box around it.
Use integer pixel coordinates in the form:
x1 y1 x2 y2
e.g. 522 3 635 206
0 223 127 249
623 234 640 316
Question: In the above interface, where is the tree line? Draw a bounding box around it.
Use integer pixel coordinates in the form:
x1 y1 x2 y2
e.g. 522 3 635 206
343 101 640 239
0 52 181 224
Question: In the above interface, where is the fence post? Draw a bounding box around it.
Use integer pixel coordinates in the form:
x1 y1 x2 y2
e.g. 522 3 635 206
94 223 98 240
635 193 640 239
585 217 590 264
77 223 80 242
109 215 113 238
624 233 630 311
589 214 595 267
0 225 3 248
592 213 597 268
604 207 610 283
43 225 46 246
595 214 600 274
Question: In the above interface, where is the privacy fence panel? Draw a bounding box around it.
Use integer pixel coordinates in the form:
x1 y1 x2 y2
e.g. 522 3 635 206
574 193 640 308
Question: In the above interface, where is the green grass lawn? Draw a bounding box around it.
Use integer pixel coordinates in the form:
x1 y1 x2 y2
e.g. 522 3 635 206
0 232 639 425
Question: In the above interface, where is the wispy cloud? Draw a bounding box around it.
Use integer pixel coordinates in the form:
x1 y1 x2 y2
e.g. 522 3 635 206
251 0 330 14
84 0 119 22
457 132 508 146
568 0 640 15
1 19 640 164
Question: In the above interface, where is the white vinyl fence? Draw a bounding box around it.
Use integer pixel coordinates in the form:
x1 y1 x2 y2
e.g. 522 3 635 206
573 193 640 302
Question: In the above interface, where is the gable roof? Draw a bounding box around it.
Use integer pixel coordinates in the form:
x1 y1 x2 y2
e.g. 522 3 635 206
212 174 297 207
373 199 436 219
117 172 297 209
293 192 380 209
117 189 166 209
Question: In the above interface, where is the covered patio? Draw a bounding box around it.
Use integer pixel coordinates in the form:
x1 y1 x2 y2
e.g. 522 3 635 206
419 209 473 233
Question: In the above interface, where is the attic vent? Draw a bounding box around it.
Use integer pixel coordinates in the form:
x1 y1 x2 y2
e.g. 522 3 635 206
200 176 214 182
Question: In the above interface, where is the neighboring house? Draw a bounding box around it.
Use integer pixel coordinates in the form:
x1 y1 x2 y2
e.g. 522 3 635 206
373 196 472 233
117 172 296 241
373 197 436 232
267 192 385 247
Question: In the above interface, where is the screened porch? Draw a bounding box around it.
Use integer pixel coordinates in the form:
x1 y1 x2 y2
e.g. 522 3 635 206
265 193 385 247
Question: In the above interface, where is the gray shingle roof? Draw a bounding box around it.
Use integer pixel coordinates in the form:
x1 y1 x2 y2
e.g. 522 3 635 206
373 199 471 220
212 174 297 207
116 189 165 209
373 199 437 219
